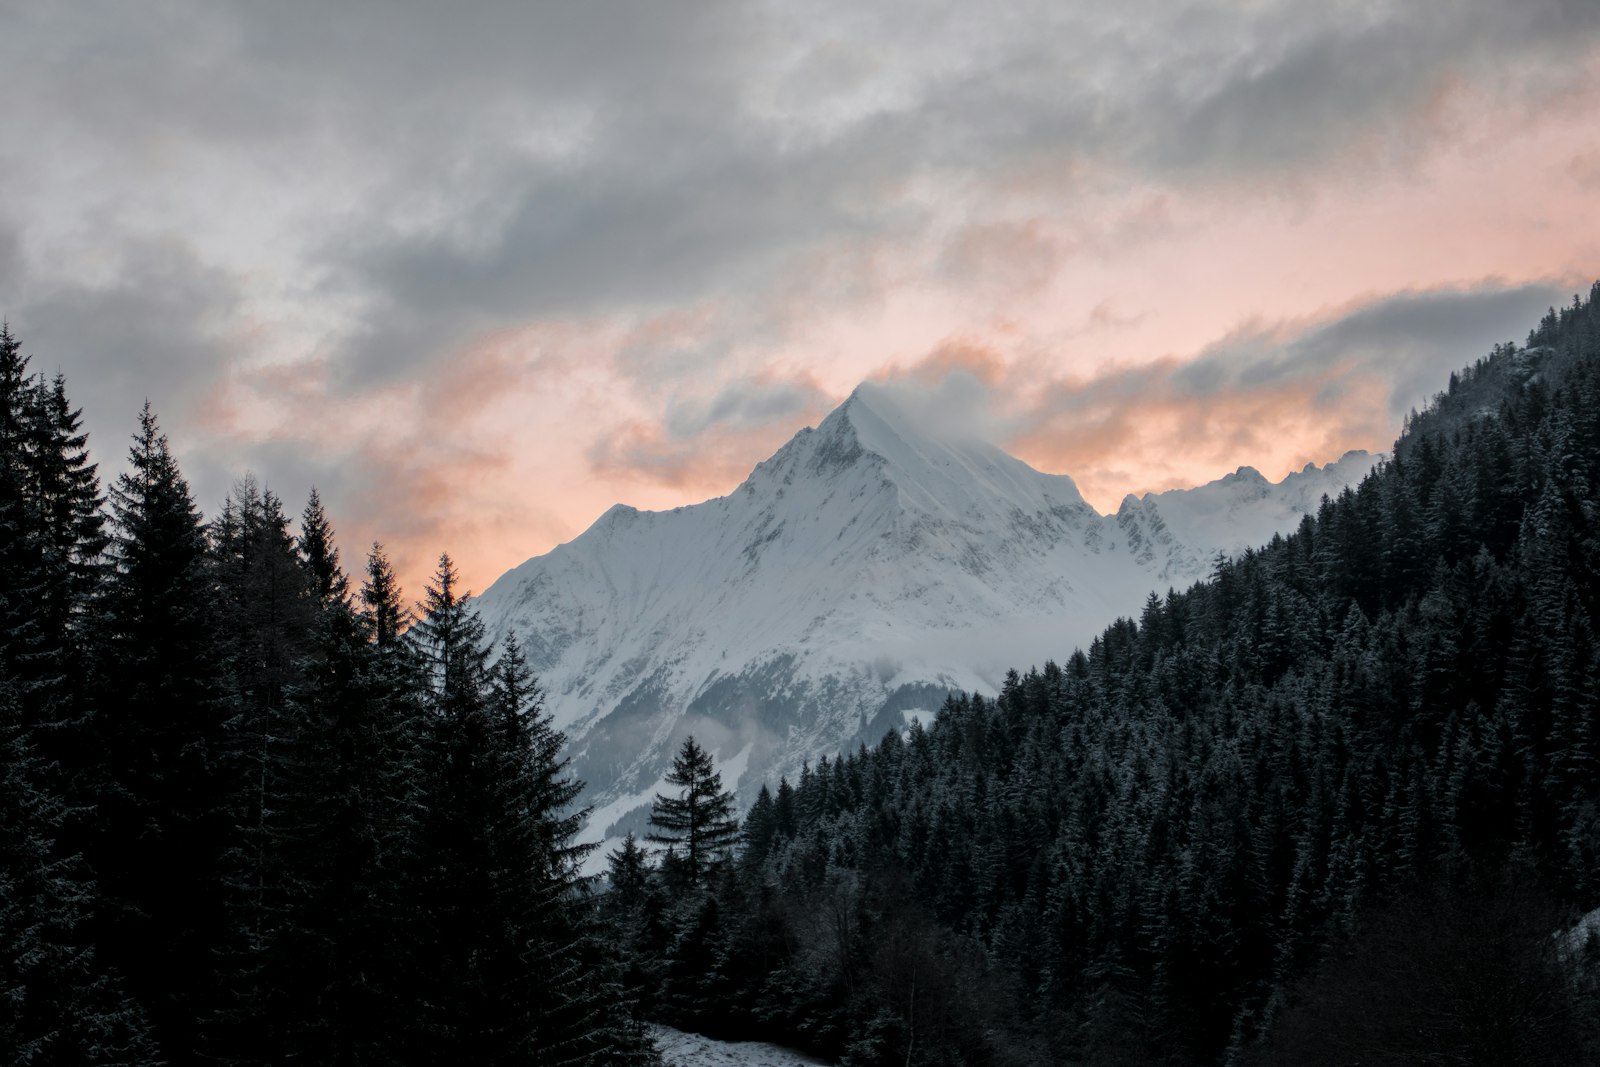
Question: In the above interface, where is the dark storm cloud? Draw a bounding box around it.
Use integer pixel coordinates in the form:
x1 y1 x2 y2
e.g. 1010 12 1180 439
0 225 19 298
2 2 742 149
322 0 1600 392
334 132 902 387
815 0 1600 184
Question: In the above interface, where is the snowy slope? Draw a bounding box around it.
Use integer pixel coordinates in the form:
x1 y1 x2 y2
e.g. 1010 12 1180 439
474 383 1380 845
1117 453 1381 570
650 1025 831 1066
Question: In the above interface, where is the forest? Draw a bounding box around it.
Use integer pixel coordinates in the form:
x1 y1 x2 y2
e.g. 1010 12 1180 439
3 284 1600 1066
0 328 655 1064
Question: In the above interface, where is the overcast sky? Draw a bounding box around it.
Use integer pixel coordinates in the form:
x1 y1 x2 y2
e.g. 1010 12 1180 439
3 1 1598 594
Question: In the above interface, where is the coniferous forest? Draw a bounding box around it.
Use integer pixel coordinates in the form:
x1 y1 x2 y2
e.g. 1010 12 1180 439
3 287 1600 1066
0 325 655 1064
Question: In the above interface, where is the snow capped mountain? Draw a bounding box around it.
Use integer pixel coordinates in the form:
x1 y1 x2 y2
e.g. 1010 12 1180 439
473 383 1381 844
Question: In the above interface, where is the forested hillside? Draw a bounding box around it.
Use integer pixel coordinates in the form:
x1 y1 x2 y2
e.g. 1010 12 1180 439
0 326 656 1065
608 287 1600 1066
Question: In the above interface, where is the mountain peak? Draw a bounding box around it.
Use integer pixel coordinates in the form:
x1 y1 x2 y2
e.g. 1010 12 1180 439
827 381 919 461
475 382 1384 856
743 381 948 487
805 381 1090 514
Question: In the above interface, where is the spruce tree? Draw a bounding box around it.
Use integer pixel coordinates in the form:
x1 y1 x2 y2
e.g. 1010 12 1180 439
0 671 159 1064
647 736 740 890
206 478 322 1064
0 325 50 717
0 331 152 1064
298 488 348 607
361 542 409 649
412 555 552 1062
260 504 426 1062
89 403 232 1065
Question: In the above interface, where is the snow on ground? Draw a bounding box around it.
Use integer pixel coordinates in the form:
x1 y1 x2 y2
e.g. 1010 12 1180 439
649 1024 831 1066
1563 906 1600 953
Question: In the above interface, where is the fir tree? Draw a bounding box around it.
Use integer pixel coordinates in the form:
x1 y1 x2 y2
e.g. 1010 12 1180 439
647 736 740 891
0 671 159 1065
285 527 427 1063
298 487 348 607
206 478 320 1064
410 555 640 1064
89 403 232 1065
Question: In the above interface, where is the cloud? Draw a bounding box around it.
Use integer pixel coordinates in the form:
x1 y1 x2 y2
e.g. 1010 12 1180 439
9 237 249 465
1569 151 1600 191
0 224 19 296
3 1 1598 597
589 373 836 491
1005 280 1571 505
663 376 833 439
936 219 1065 296
14 0 1591 405
881 338 1008 389
1125 2 1600 178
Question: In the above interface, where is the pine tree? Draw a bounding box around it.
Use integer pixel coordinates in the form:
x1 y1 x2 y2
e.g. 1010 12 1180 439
298 488 348 607
89 403 232 1065
741 785 778 872
361 542 409 649
409 554 639 1064
604 833 672 1025
206 478 321 1064
0 331 153 1063
647 736 740 891
0 671 159 1065
0 325 50 715
488 635 640 1066
283 530 427 1063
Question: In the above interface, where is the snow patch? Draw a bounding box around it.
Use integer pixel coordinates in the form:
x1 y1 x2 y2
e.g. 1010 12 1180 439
649 1024 831 1066
1562 906 1600 955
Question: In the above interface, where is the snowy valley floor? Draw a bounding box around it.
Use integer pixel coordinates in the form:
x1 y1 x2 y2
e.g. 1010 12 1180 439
649 1024 831 1066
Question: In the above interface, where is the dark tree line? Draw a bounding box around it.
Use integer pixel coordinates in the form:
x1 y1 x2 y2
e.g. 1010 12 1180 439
601 286 1600 1065
0 325 654 1066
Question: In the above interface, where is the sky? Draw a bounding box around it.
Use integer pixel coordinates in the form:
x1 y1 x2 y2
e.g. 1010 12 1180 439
3 1 1598 597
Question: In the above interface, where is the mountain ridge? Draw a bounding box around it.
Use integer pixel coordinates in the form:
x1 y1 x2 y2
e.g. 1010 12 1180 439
474 381 1382 846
